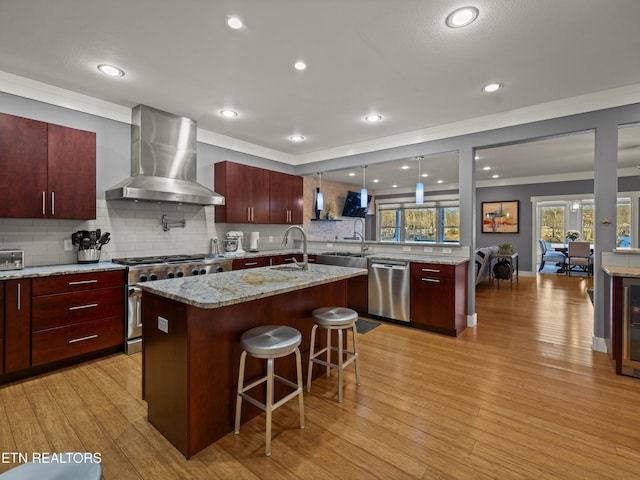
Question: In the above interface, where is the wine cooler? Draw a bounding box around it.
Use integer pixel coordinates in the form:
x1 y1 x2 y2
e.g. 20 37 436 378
622 277 640 378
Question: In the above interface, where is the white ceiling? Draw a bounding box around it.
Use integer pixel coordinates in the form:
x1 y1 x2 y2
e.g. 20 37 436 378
1 0 640 189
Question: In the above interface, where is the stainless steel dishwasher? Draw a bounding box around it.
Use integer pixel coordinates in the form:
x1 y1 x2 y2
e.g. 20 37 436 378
368 259 410 322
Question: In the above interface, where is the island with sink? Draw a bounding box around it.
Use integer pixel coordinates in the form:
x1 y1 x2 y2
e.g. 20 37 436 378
138 262 366 459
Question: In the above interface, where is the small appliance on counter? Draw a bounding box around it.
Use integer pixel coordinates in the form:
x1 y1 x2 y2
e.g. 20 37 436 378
71 229 111 264
249 231 260 252
224 231 245 255
0 249 24 270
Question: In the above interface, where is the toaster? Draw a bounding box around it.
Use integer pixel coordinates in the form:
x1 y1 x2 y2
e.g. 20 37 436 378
0 249 24 270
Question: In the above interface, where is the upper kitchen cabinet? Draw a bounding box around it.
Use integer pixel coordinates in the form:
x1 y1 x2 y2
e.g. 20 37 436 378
269 171 303 224
0 112 96 219
215 161 270 223
214 161 303 225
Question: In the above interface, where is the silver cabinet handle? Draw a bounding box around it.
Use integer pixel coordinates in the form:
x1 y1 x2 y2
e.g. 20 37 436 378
69 303 99 311
17 282 21 310
51 191 55 215
244 261 258 266
42 191 46 215
421 268 440 273
69 279 99 285
69 334 98 344
251 207 254 222
421 278 441 283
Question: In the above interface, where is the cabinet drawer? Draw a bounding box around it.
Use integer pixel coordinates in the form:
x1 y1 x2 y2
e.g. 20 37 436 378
32 286 124 331
32 270 124 296
32 315 123 366
232 257 271 270
411 263 454 279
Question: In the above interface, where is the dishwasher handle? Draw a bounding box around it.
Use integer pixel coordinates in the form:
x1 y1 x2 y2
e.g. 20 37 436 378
370 262 408 271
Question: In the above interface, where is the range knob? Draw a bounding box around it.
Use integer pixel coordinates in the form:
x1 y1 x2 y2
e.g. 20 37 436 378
177 271 184 278
216 266 225 273
168 272 175 279
200 268 207 275
149 273 158 281
192 269 200 275
139 274 148 282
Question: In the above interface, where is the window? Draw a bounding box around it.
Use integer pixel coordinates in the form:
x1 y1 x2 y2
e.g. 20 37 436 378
581 203 594 242
379 203 459 243
540 204 565 243
617 199 631 248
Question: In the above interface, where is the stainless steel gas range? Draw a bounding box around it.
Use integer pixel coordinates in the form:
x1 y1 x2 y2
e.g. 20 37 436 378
112 254 233 354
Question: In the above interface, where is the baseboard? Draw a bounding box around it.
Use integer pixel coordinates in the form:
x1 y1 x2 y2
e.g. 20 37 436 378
592 336 607 353
467 313 477 327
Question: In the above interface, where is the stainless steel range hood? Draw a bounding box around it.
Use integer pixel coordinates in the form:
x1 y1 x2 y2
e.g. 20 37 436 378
105 105 225 205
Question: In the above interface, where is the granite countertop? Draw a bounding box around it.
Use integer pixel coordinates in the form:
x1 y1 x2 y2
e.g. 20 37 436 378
139 263 367 309
601 265 640 278
0 261 126 280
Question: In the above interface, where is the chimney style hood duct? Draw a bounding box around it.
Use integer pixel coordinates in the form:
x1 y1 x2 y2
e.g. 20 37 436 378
105 105 225 205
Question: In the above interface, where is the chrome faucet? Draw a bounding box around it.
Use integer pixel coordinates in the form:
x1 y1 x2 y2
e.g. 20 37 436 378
282 225 309 271
353 219 368 255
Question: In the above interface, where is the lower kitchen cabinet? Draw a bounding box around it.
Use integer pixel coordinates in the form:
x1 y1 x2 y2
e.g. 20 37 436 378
410 262 468 336
347 275 368 314
0 284 4 373
4 279 31 373
232 257 272 270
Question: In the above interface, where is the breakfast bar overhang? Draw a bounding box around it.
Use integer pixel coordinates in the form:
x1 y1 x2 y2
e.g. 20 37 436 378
139 264 367 459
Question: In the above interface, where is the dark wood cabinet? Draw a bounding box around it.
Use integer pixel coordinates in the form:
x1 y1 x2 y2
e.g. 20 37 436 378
214 161 270 223
232 257 272 270
279 254 316 265
31 270 124 366
4 279 32 373
0 284 4 374
215 161 303 225
0 112 96 219
410 262 468 336
347 275 368 314
269 171 303 224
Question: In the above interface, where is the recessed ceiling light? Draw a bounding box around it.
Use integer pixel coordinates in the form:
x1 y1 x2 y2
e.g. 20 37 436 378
220 109 238 118
349 172 356 177
373 179 380 183
401 165 409 170
421 173 428 178
294 61 307 71
97 64 124 77
227 17 243 29
445 7 479 28
289 135 305 142
482 82 503 93
437 180 444 184
392 184 398 188
364 114 382 122
483 166 491 171
492 174 500 178
474 155 480 160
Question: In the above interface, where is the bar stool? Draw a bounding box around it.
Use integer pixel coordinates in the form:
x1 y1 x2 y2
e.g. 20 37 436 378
234 325 304 456
307 307 360 402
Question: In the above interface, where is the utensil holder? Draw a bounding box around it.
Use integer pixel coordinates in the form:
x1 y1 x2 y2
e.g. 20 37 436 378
77 248 101 264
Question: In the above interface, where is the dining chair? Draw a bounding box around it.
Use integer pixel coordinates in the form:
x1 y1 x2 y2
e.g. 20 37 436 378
566 241 592 275
538 239 567 272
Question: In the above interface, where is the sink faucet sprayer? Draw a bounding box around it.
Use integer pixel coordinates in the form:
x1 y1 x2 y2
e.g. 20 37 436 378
353 219 368 255
282 225 309 271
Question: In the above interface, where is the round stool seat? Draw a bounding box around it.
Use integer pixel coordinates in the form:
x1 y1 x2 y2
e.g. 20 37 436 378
311 307 358 327
240 325 302 359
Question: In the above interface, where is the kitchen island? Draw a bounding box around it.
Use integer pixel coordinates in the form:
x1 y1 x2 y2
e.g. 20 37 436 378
139 264 367 459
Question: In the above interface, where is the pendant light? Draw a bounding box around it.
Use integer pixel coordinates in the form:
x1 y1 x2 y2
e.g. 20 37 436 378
360 165 368 208
316 172 324 210
415 156 424 204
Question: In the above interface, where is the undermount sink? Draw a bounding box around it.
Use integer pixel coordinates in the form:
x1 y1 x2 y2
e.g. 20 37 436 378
271 265 305 272
316 252 368 269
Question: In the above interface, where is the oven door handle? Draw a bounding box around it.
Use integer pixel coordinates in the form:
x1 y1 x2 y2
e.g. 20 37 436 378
129 286 143 328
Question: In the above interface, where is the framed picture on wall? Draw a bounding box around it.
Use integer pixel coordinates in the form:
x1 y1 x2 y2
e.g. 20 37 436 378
482 200 519 233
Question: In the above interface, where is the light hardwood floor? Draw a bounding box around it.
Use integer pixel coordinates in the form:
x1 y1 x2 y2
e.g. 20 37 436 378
1 273 639 479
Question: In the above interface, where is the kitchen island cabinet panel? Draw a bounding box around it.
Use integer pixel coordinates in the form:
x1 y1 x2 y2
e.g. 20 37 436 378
143 278 349 459
0 112 96 219
214 161 270 223
31 315 123 366
411 262 468 336
0 285 4 373
4 279 31 373
269 171 303 224
0 113 48 218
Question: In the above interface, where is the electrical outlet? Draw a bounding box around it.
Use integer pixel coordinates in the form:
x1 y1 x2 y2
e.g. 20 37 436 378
158 316 169 333
402 246 411 251
63 239 73 251
423 246 433 252
442 248 452 254
269 236 273 243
